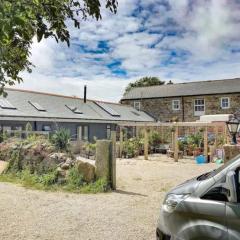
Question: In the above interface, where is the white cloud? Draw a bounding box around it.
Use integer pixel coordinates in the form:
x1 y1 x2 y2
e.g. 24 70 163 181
15 0 240 102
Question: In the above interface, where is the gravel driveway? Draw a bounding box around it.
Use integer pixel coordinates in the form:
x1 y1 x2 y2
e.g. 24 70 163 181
0 155 217 240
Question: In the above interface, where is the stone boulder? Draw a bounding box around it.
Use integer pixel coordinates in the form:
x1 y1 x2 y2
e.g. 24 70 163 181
75 160 95 183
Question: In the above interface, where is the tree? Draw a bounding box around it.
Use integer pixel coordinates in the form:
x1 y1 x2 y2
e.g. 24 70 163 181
0 0 118 96
124 77 165 95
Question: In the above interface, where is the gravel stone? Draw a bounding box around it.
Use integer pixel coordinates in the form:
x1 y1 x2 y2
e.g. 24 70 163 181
0 155 217 240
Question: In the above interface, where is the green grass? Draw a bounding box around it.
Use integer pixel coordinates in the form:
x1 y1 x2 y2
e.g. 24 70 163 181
0 171 109 194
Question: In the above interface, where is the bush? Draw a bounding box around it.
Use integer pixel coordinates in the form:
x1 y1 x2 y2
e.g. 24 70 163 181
67 166 84 187
51 128 71 151
38 171 58 186
123 137 142 158
149 131 162 147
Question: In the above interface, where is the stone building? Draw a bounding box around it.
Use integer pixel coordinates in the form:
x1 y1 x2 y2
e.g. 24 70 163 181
121 78 240 122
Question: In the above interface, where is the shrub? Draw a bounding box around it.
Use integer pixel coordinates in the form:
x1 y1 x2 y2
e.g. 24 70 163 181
67 166 84 187
18 169 38 186
38 171 58 186
123 138 142 158
80 178 109 193
149 131 162 147
51 128 71 151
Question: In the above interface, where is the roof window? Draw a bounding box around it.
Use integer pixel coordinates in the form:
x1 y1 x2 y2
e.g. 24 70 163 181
95 102 120 117
28 101 46 111
66 105 82 114
0 99 16 109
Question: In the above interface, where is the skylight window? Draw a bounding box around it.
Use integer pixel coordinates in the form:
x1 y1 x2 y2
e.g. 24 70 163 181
65 105 82 114
131 111 140 116
95 102 120 117
28 101 46 112
0 99 16 109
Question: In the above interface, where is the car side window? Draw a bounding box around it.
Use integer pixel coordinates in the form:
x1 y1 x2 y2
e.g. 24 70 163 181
236 168 240 202
201 187 229 202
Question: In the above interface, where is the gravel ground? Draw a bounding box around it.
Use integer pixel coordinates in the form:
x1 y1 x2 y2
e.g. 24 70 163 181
0 155 218 240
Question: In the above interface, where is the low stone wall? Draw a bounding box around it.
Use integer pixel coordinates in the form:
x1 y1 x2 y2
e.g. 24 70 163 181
223 144 240 163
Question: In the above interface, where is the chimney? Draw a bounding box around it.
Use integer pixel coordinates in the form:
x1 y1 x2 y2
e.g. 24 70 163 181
84 85 87 103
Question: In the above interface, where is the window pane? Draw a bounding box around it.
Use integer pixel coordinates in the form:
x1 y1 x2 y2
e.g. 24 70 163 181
221 98 229 108
134 102 141 111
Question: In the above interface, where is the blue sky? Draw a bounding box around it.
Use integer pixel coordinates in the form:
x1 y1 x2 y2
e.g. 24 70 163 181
19 0 240 102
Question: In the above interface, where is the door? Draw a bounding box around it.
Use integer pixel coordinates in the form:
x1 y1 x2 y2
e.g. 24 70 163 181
226 168 240 240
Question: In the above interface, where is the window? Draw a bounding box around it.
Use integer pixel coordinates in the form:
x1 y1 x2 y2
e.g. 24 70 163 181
42 125 51 131
221 97 230 109
3 126 11 132
194 99 205 116
28 101 46 111
201 187 228 202
172 100 180 110
65 105 82 114
107 125 111 139
131 111 140 116
77 126 89 141
133 101 141 111
95 102 120 117
0 99 16 109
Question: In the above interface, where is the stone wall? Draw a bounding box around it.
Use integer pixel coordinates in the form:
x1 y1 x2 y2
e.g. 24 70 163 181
122 93 240 122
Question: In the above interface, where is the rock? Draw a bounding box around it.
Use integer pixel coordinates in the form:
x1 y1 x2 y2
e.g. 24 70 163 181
0 161 9 174
65 158 74 166
61 163 70 170
57 167 66 177
75 160 95 183
48 152 68 164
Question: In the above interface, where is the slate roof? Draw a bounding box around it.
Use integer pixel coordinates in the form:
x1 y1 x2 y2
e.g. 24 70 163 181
0 88 154 123
122 78 240 100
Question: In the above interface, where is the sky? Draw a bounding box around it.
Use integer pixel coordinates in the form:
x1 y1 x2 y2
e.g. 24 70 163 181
18 0 240 102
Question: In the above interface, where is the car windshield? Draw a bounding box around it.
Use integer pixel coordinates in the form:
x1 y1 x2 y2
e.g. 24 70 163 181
197 154 240 181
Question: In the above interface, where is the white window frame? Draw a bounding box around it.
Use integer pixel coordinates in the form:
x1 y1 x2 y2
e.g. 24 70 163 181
172 100 180 111
221 97 230 109
194 98 205 116
133 101 141 111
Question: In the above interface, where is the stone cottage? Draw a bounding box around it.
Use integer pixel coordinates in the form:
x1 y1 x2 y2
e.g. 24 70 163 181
121 78 240 122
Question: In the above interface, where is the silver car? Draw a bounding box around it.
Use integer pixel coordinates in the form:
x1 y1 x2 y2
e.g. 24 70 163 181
156 155 240 240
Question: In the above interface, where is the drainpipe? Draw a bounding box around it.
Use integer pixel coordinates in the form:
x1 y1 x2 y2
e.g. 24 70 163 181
182 96 185 122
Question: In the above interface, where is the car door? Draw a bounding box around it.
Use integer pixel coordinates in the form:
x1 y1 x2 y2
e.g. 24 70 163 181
176 187 228 240
226 168 240 240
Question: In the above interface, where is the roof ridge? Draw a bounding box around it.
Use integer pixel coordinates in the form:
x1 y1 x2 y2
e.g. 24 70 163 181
5 87 122 106
126 78 240 91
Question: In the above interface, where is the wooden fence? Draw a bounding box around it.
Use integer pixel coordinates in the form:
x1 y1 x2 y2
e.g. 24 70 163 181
118 121 228 161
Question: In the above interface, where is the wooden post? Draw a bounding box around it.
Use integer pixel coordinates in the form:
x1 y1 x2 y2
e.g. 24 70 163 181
111 130 117 190
171 131 175 150
119 127 123 158
144 127 149 160
224 124 229 144
174 125 179 162
214 126 218 148
204 127 208 160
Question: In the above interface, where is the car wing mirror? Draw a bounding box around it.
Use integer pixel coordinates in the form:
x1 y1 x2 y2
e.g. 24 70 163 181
226 171 237 203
